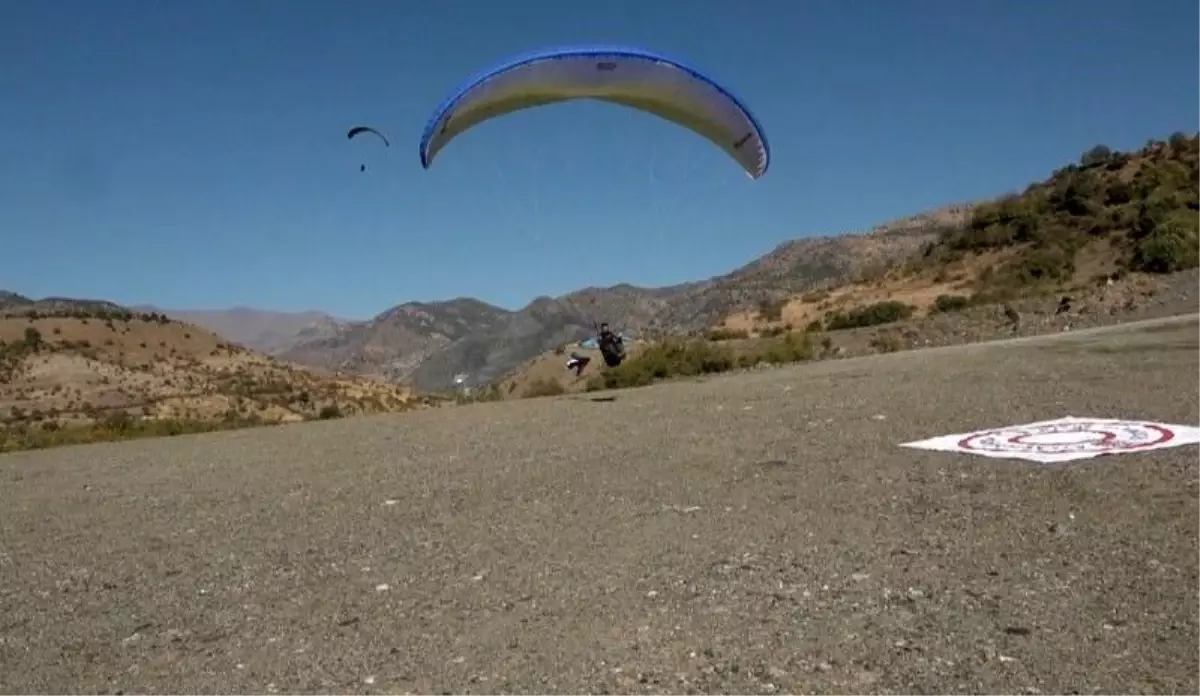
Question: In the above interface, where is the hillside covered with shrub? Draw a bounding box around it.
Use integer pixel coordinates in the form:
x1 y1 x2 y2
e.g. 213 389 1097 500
925 132 1198 294
507 131 1199 395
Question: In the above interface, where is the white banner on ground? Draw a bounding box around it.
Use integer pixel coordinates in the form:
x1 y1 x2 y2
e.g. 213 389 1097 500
900 416 1200 464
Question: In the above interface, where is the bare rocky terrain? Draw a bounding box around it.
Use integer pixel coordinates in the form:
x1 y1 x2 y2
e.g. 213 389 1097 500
0 304 423 450
1 316 1196 694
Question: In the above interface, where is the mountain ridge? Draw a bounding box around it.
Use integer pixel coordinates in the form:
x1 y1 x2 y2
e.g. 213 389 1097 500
14 131 1194 395
133 306 351 356
276 131 1197 390
13 200 969 391
273 201 977 389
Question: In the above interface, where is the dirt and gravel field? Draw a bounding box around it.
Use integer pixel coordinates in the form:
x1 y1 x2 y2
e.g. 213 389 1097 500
2 315 1197 695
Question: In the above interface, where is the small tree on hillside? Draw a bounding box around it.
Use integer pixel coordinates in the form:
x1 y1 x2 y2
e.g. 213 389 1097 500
757 297 786 322
1132 212 1200 273
1080 144 1113 167
23 327 42 349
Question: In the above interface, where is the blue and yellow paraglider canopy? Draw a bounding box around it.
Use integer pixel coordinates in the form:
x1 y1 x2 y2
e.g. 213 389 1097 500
419 45 770 179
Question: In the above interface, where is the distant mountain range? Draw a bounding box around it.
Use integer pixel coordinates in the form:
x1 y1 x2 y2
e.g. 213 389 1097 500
154 204 973 391
0 203 975 392
132 306 350 356
5 133 1195 443
10 131 1197 394
1 291 132 316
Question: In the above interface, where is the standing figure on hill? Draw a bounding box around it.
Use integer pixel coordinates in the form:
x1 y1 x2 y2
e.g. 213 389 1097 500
597 322 626 368
1003 304 1021 333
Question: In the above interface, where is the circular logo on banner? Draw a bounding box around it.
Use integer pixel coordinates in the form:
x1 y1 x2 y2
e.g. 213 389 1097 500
957 420 1175 457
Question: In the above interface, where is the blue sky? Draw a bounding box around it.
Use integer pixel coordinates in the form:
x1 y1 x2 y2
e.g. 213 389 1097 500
2 0 1196 319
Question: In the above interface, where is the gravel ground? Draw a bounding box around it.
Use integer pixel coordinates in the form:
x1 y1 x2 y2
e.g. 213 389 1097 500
1 315 1197 695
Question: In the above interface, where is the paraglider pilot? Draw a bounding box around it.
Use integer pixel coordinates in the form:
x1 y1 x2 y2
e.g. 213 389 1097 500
597 322 625 368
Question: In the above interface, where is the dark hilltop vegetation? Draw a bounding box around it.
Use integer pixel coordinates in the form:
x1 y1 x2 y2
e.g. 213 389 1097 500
927 133 1198 290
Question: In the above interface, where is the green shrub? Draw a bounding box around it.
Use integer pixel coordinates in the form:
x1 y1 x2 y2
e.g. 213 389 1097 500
1080 144 1114 167
826 301 914 331
926 134 1199 290
586 332 814 392
0 415 273 454
1131 212 1200 273
707 327 749 341
587 340 735 391
757 297 787 322
523 378 566 398
22 326 42 349
1003 243 1076 284
741 332 814 368
931 294 972 314
869 332 904 353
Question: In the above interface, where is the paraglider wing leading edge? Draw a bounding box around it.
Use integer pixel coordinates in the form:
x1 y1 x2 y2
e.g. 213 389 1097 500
418 46 770 179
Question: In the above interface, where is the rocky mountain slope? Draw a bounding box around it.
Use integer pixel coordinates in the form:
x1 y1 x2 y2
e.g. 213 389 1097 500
494 132 1198 397
138 306 348 355
173 132 1200 393
0 299 424 452
276 204 975 390
278 298 513 385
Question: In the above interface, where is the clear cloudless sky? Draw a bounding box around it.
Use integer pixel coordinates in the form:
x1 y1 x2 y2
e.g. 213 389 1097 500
1 0 1196 319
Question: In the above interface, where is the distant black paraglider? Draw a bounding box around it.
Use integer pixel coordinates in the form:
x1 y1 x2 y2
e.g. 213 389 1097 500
347 126 390 146
347 126 390 172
